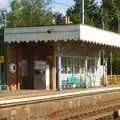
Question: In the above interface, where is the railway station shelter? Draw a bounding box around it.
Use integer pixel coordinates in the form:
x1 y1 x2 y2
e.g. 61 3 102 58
3 24 120 91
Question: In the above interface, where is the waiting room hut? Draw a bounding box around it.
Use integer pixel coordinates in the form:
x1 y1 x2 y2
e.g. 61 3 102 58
4 24 120 91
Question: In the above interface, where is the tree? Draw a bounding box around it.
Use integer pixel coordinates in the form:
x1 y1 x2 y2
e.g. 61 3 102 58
0 9 7 28
53 12 65 25
99 0 120 32
7 0 53 27
66 0 120 32
67 0 100 26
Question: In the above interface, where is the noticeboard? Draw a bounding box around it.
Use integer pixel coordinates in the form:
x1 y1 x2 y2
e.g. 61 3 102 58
34 60 47 70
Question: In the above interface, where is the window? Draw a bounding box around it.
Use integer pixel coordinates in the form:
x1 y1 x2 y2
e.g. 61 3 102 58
61 56 85 74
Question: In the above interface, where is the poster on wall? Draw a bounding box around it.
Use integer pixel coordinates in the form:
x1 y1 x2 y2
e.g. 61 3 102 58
34 60 47 70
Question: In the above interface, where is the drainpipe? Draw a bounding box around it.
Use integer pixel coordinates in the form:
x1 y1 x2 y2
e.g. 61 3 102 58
97 50 101 87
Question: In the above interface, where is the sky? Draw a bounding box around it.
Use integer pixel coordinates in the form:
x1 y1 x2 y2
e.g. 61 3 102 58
0 0 101 14
52 0 74 15
0 0 10 9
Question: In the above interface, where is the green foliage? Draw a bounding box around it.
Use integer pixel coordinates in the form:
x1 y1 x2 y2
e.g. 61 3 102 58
67 0 120 33
0 48 3 56
7 0 53 27
100 0 120 32
108 51 120 75
67 0 99 25
67 8 80 24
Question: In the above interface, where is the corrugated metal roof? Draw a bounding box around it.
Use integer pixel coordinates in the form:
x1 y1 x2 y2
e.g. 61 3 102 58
80 25 120 48
4 24 120 48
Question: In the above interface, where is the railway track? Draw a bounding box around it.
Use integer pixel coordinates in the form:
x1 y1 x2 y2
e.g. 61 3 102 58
63 102 120 120
48 98 120 120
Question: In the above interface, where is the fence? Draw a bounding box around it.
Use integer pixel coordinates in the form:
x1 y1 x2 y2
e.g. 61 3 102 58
107 75 120 85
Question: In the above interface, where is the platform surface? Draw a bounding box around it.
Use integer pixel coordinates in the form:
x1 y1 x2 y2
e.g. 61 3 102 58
0 86 120 104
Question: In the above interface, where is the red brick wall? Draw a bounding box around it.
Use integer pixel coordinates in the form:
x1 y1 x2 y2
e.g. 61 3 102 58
6 42 56 91
7 44 18 91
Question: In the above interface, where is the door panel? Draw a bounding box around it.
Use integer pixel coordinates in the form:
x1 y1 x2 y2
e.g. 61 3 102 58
20 59 33 89
33 60 46 89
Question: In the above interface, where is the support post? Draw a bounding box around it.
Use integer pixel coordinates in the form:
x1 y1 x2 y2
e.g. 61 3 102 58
85 57 88 88
50 49 56 91
0 64 1 90
4 43 8 90
94 57 97 87
56 44 62 91
82 0 85 24
98 50 101 86
96 50 101 86
0 29 5 90
102 49 108 86
102 50 105 86
110 51 113 84
110 51 112 77
105 58 108 86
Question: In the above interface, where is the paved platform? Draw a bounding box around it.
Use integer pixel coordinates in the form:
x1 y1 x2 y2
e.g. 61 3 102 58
0 86 120 104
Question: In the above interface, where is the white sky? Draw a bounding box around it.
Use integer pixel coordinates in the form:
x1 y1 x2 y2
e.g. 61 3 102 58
0 0 9 9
